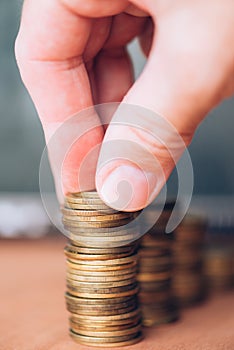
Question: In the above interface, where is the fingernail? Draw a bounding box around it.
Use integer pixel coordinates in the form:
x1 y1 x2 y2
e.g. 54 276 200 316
97 164 157 211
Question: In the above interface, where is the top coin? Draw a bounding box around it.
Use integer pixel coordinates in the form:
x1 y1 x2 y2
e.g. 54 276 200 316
70 191 100 199
66 193 108 205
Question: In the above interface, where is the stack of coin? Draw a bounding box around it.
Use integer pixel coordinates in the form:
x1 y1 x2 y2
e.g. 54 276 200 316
63 193 141 248
137 202 179 326
204 245 234 292
172 215 207 307
62 192 142 347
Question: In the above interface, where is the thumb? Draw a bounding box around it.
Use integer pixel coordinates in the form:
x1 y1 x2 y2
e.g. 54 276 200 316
95 47 197 211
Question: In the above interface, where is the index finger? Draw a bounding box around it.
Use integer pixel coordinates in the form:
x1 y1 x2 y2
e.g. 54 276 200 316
15 0 104 196
15 0 96 124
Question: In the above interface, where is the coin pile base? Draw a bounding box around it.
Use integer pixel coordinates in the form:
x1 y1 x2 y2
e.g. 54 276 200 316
63 192 142 347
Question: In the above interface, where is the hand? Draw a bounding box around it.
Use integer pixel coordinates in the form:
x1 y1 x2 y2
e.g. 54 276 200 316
15 0 234 211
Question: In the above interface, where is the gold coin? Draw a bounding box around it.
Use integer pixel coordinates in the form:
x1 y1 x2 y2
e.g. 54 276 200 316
69 331 141 343
65 293 136 304
70 313 141 326
67 260 137 271
67 281 138 293
66 234 140 245
62 207 118 216
70 330 143 347
68 191 101 199
66 233 140 244
63 218 132 228
72 318 140 331
70 322 141 337
67 303 137 316
64 192 142 346
69 221 136 231
67 256 138 268
65 194 108 203
65 250 132 261
66 272 136 282
66 277 136 288
66 286 139 298
66 300 138 311
71 309 140 321
64 249 134 261
65 196 105 205
65 225 137 236
64 199 116 213
67 305 138 316
71 315 142 328
67 254 137 266
66 234 141 245
67 243 136 254
66 298 138 310
67 238 137 249
63 212 132 222
67 265 137 276
66 294 137 303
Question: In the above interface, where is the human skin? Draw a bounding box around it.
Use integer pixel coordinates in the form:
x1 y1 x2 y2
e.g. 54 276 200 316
15 0 234 211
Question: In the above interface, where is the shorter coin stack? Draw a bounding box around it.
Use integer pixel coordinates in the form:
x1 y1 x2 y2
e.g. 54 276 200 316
173 215 206 307
137 203 179 326
63 192 142 347
204 245 234 292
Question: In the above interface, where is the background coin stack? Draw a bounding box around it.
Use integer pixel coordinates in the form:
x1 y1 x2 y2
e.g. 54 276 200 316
137 202 179 326
62 192 142 347
172 215 207 307
204 245 234 292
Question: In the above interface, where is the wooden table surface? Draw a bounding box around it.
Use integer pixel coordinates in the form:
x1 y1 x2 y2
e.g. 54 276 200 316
0 238 234 350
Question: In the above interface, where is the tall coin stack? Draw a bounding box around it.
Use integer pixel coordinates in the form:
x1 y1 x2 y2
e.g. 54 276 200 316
173 215 207 307
62 192 143 347
204 245 234 292
137 202 179 326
